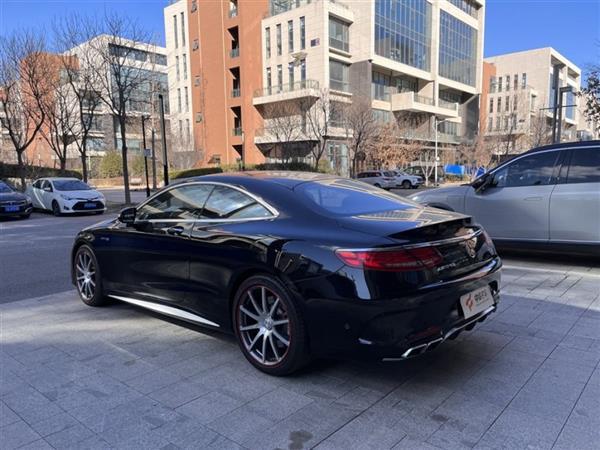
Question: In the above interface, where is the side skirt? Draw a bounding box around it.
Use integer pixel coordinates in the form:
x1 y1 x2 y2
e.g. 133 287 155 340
109 295 220 328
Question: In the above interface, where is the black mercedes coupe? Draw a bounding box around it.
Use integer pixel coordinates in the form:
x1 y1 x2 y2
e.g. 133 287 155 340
71 172 501 375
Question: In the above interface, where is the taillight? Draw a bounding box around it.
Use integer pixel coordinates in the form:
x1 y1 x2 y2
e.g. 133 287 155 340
335 247 443 272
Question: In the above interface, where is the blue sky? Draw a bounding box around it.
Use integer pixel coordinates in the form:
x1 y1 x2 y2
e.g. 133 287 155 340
1 0 598 74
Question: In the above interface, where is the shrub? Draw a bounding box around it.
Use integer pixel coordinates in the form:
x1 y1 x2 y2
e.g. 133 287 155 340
99 152 123 178
0 162 82 181
171 166 224 179
129 155 147 177
253 161 318 172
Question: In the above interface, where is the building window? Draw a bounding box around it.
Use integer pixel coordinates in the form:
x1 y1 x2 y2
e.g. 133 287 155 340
182 54 187 79
329 17 349 52
513 74 518 90
177 88 182 113
192 39 199 51
179 120 183 139
276 24 282 56
513 94 518 111
505 96 509 112
505 75 510 91
439 11 477 86
266 67 272 93
565 90 575 120
277 64 283 91
300 17 305 50
488 117 493 132
185 87 189 112
265 27 271 58
191 0 197 12
489 97 493 113
498 77 503 92
288 20 294 53
288 62 295 87
300 59 306 83
497 97 501 113
449 0 478 17
489 76 496 93
176 55 180 81
173 15 178 49
185 119 190 143
329 59 349 92
521 73 527 89
180 12 186 46
375 0 431 71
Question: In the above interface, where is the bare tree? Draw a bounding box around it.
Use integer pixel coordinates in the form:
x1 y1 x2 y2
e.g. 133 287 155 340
0 31 53 188
260 101 304 164
343 96 378 177
84 12 157 203
460 134 494 178
579 64 600 123
39 58 81 172
300 89 342 170
495 91 530 155
527 110 552 148
53 14 104 182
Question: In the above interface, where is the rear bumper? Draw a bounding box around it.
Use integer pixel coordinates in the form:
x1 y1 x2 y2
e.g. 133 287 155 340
302 257 501 360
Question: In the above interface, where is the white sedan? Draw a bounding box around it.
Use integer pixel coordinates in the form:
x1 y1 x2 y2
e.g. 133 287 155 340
26 177 106 216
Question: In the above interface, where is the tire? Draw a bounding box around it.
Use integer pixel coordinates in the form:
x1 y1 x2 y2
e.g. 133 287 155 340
74 245 108 307
402 180 411 189
20 213 31 219
233 275 310 376
95 210 104 215
52 200 61 217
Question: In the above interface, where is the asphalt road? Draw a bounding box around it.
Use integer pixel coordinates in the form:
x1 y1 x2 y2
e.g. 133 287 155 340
1 188 596 305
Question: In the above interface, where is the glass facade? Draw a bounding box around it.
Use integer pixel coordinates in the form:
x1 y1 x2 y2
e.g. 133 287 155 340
565 91 575 120
449 0 478 17
374 0 431 71
439 11 477 86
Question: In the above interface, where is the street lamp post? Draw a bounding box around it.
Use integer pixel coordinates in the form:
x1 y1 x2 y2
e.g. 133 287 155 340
434 117 451 186
141 115 150 198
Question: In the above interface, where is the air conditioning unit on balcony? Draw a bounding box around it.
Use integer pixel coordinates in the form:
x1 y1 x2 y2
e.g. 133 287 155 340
291 52 307 66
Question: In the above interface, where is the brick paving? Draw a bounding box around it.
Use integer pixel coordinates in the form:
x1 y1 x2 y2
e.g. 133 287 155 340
1 262 599 449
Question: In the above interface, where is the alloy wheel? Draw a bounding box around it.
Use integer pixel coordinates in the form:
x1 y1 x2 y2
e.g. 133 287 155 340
75 250 96 301
237 285 291 366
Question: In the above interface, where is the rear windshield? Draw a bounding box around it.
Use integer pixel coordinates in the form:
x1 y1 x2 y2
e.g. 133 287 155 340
297 179 416 216
0 181 13 193
53 180 91 191
384 171 395 177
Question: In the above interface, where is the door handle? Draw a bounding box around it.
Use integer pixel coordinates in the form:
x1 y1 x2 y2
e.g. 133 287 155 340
523 196 543 201
166 226 185 236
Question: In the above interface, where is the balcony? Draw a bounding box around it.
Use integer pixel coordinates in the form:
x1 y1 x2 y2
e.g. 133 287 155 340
253 80 320 106
232 127 242 136
230 47 239 58
391 91 460 119
231 88 240 98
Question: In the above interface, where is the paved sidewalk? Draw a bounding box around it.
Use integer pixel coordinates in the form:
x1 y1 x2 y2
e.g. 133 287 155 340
1 263 599 449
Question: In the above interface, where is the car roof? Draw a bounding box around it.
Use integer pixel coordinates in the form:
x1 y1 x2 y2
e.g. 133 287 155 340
524 140 600 155
183 171 340 189
38 177 81 181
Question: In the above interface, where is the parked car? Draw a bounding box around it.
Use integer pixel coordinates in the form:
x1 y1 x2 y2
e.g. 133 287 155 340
404 166 445 183
391 170 423 189
409 140 600 255
72 172 501 375
26 178 106 216
0 180 33 219
356 170 396 189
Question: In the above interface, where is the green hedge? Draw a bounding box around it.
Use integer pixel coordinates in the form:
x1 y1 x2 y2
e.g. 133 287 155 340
171 167 224 179
253 162 319 172
0 162 82 180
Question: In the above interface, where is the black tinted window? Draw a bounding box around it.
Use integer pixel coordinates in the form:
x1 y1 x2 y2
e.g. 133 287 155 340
137 184 213 220
298 179 414 216
494 151 559 188
567 148 600 184
202 185 272 220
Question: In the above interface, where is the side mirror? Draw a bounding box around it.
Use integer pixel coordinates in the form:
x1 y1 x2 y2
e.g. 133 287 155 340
473 173 493 193
118 207 136 225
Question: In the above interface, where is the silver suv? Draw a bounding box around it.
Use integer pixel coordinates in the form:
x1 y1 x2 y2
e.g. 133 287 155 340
409 141 600 254
391 170 423 189
356 170 396 190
